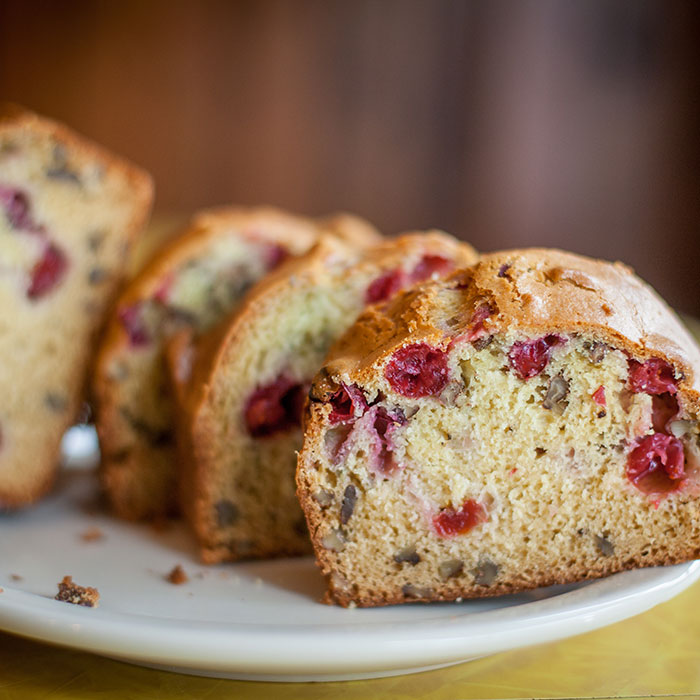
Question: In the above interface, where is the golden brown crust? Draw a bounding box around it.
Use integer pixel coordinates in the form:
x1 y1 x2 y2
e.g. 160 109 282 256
321 548 700 607
324 248 700 410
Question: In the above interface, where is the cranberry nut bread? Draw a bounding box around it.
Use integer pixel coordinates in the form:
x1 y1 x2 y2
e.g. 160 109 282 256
297 249 700 607
93 207 380 520
171 231 478 563
0 104 153 507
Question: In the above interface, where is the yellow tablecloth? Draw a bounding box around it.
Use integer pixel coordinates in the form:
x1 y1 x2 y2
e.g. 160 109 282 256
1 578 699 699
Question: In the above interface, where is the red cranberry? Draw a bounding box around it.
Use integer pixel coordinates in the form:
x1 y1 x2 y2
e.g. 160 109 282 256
118 303 151 347
372 406 406 476
27 244 68 299
324 424 353 462
262 242 289 270
508 335 564 380
385 343 449 398
628 358 677 395
410 254 453 283
245 375 306 437
373 405 407 437
465 303 492 341
497 263 511 278
328 384 368 424
0 185 37 231
651 393 679 433
433 499 488 537
366 268 406 304
592 385 606 407
153 274 173 304
627 433 685 495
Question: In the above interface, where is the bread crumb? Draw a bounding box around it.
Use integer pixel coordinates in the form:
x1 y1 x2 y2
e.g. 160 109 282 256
80 527 104 542
10 573 22 581
166 564 188 585
55 576 100 607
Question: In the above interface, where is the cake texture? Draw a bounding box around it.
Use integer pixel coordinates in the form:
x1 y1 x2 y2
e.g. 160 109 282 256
0 103 153 507
93 206 380 520
297 248 700 606
172 231 478 563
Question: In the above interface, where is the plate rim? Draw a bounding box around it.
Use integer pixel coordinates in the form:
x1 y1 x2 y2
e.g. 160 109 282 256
1 560 698 680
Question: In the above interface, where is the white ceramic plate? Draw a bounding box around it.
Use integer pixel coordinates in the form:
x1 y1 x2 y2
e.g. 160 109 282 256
1 426 699 682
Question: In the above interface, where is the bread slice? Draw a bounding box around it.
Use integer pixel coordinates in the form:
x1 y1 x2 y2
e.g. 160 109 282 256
0 103 153 507
171 232 478 563
297 249 700 606
93 207 380 520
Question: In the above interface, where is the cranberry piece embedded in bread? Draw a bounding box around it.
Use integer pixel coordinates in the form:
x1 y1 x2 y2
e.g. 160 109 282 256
627 433 685 495
0 185 36 231
328 384 367 425
245 375 305 437
433 500 488 537
366 268 405 304
410 254 453 282
118 303 151 347
366 255 456 304
508 335 563 379
385 343 449 398
261 241 289 270
592 385 606 406
371 406 406 476
651 393 679 433
628 358 678 395
27 243 68 299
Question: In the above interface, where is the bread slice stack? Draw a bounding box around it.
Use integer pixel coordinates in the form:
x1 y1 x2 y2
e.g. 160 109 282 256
168 231 477 562
93 207 380 520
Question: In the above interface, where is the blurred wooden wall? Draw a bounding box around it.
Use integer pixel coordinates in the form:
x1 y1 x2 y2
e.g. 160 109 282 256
1 0 698 312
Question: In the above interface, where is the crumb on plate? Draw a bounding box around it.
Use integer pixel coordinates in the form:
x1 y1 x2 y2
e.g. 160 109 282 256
55 576 100 607
166 564 188 585
80 527 104 542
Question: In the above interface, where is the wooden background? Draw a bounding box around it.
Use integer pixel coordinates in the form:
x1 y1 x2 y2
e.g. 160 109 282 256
1 0 698 312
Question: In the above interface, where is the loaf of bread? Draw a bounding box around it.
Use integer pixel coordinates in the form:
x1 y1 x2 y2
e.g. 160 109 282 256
297 249 700 606
93 206 379 519
171 232 478 563
0 103 153 507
